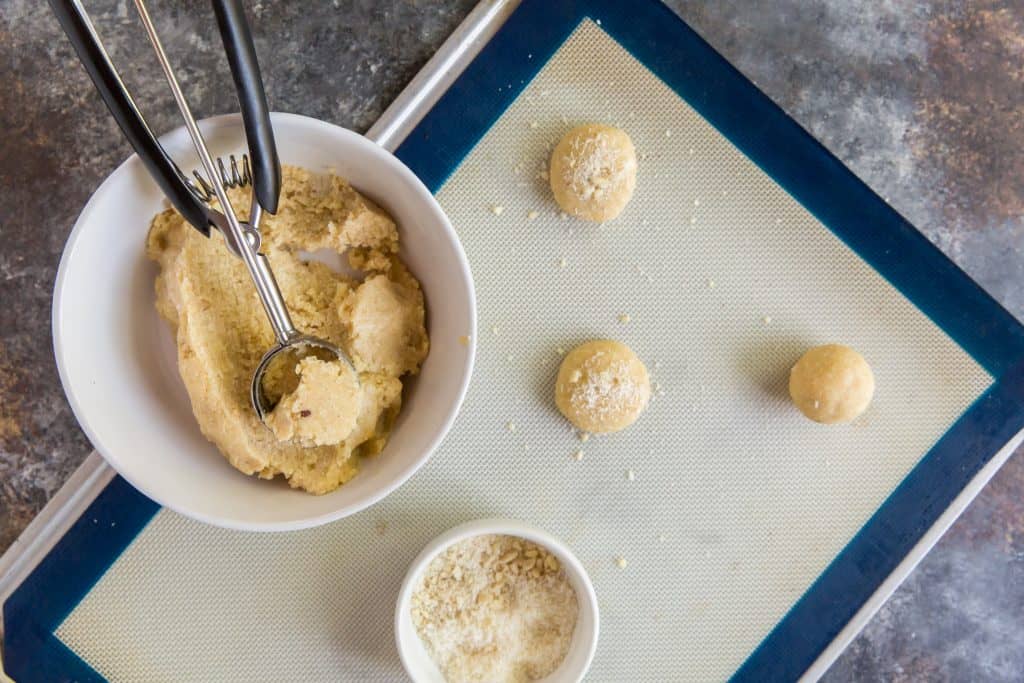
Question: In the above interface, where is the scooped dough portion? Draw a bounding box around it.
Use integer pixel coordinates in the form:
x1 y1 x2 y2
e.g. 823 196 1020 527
555 340 650 433
789 344 874 424
266 357 361 447
146 166 428 494
341 270 430 376
549 124 637 222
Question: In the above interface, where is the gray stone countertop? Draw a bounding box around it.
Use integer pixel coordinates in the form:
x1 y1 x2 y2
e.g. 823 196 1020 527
1 0 1021 679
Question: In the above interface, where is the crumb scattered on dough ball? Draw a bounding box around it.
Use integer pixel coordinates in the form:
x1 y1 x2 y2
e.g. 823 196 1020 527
555 340 650 433
789 344 874 424
549 124 637 222
266 357 361 447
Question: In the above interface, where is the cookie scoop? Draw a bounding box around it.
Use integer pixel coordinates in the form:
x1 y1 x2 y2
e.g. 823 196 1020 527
53 0 358 425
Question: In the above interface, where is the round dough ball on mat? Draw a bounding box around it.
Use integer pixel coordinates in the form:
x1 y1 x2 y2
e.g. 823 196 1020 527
789 344 874 424
555 340 650 433
549 124 637 222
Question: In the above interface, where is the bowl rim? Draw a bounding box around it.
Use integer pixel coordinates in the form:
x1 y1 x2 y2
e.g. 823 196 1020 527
394 518 600 683
51 112 477 531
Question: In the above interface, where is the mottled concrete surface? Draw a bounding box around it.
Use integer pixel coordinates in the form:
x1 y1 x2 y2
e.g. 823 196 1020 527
0 0 1021 679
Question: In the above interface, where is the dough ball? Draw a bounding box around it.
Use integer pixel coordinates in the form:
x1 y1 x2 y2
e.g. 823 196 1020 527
555 340 650 433
549 124 637 222
789 344 874 424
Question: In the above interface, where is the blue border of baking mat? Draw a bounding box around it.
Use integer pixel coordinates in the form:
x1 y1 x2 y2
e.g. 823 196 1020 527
6 0 1024 680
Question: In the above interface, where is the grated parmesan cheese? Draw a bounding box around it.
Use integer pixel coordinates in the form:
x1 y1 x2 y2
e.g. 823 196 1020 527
559 129 634 206
569 356 647 423
411 535 579 682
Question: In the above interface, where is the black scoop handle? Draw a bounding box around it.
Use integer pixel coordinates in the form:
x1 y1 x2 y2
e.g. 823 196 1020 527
211 0 281 214
48 0 213 234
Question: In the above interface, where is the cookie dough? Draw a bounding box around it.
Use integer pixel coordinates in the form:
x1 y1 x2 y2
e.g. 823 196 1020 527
555 340 650 433
789 344 874 424
265 357 360 448
147 166 429 494
549 124 637 222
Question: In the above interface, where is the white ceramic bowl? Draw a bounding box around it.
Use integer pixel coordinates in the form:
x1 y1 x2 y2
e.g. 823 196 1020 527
53 113 475 531
395 519 599 683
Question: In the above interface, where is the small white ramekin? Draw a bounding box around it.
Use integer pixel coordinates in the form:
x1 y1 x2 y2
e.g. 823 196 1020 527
395 518 599 683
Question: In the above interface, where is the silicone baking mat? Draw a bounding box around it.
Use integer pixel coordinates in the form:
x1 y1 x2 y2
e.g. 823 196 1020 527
6 0 1024 681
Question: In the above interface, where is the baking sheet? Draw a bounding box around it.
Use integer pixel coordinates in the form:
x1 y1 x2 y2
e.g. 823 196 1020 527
48 19 994 681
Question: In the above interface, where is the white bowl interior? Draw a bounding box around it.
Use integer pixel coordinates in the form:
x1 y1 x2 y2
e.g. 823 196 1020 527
54 113 475 530
395 519 599 683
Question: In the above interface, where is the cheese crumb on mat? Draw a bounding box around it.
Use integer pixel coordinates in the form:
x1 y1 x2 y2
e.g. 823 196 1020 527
411 534 579 683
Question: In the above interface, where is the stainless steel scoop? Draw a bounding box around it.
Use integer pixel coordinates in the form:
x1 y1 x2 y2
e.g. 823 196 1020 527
51 0 357 423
